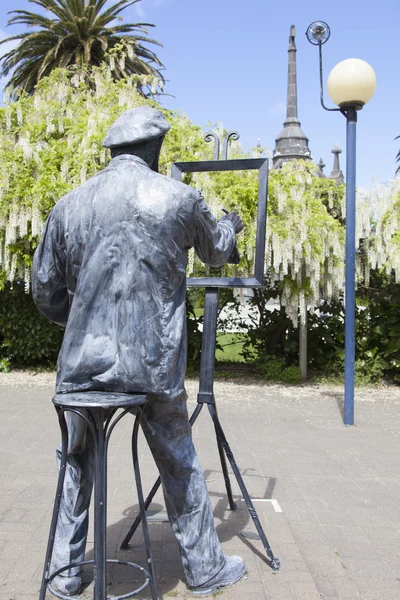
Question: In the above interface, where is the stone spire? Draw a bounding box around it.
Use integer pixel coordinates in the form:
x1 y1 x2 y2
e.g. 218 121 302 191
329 145 345 184
272 25 312 169
317 158 326 178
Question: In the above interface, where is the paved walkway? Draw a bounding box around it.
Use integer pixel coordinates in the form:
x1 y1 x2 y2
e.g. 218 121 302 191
1 373 400 599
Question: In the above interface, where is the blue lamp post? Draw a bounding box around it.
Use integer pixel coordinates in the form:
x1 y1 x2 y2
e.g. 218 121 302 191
306 22 376 425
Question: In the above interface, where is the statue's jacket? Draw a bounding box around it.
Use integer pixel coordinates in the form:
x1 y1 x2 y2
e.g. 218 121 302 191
32 155 237 399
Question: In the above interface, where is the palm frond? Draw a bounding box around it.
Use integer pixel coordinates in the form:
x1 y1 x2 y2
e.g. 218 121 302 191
98 0 141 23
0 0 164 96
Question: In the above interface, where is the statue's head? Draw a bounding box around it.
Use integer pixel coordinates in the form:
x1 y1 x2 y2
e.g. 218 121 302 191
103 106 170 172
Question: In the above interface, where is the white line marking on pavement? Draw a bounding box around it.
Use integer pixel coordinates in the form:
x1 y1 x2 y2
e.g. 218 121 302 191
240 498 283 513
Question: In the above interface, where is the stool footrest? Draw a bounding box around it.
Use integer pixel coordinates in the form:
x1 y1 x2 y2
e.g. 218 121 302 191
47 559 151 600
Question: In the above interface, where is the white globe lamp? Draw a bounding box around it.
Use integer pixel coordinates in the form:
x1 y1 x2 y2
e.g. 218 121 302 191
327 58 376 109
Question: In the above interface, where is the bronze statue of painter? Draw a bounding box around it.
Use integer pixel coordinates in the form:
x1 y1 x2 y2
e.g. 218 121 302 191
32 106 246 596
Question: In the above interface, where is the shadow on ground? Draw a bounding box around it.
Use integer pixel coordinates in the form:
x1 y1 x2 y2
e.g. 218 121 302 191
80 468 277 598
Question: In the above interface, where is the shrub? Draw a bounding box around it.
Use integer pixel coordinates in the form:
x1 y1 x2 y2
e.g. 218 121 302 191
255 356 285 380
281 366 302 383
0 283 63 366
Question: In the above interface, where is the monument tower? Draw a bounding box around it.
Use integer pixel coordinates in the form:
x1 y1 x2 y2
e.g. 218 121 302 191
272 25 312 168
329 144 345 184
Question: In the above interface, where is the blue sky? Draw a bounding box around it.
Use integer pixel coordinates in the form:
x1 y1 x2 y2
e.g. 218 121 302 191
0 0 398 186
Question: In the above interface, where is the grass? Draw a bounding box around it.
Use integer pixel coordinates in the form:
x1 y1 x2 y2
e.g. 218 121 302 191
215 333 248 363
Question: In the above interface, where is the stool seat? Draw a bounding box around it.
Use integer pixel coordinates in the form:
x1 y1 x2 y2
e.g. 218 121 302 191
53 391 148 409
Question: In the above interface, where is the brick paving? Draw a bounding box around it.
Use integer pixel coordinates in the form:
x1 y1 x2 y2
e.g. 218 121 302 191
1 374 400 599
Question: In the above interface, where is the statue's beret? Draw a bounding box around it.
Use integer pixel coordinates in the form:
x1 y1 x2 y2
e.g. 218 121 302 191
103 106 170 148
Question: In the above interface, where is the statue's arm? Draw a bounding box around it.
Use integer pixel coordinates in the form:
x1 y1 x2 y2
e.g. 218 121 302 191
31 208 69 327
190 193 240 267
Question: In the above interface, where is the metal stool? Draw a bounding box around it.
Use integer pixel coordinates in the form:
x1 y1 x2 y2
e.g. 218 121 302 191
39 391 157 600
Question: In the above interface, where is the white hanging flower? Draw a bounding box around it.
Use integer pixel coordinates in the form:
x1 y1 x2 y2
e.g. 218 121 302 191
5 107 12 130
24 267 31 293
18 209 28 237
46 116 56 135
16 105 23 125
31 204 44 237
80 165 87 184
127 43 135 60
299 290 306 323
18 135 33 160
71 73 80 87
188 248 194 274
276 187 285 213
5 210 18 246
9 253 17 282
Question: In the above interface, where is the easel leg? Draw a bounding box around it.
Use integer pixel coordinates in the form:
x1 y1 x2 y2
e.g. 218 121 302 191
121 474 161 550
122 285 279 571
208 403 281 570
198 287 236 510
214 414 237 510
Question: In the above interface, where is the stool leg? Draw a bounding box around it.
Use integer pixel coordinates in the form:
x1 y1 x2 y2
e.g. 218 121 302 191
39 408 69 600
93 409 108 600
132 411 157 600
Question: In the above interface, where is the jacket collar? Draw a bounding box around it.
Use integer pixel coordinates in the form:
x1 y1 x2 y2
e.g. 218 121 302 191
109 154 149 169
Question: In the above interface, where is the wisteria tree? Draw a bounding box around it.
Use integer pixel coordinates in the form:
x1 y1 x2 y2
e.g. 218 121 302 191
356 177 400 282
0 63 207 291
1 60 397 329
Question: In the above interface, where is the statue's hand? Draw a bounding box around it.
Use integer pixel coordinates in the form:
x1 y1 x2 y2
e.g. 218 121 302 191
220 209 244 234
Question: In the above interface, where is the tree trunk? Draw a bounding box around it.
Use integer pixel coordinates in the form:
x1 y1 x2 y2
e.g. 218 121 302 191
299 311 307 381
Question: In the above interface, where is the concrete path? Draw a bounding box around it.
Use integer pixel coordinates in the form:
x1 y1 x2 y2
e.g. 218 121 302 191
1 373 400 599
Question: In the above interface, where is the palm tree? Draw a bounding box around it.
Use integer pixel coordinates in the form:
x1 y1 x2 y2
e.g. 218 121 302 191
0 0 164 96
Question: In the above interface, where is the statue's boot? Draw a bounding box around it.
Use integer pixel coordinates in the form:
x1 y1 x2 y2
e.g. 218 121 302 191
53 574 82 596
189 555 246 596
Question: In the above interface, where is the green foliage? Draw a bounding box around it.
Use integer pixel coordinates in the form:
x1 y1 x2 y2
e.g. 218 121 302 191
307 300 345 374
0 62 398 384
234 270 400 383
0 283 63 366
255 356 285 380
0 358 11 373
0 65 207 287
0 64 213 369
0 0 164 97
266 161 346 324
240 276 299 367
204 167 259 276
185 295 203 374
307 272 400 384
357 270 400 381
0 65 349 331
280 366 302 384
215 333 247 363
356 175 400 283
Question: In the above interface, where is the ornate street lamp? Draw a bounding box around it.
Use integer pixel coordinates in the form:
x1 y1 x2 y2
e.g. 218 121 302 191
306 21 376 425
